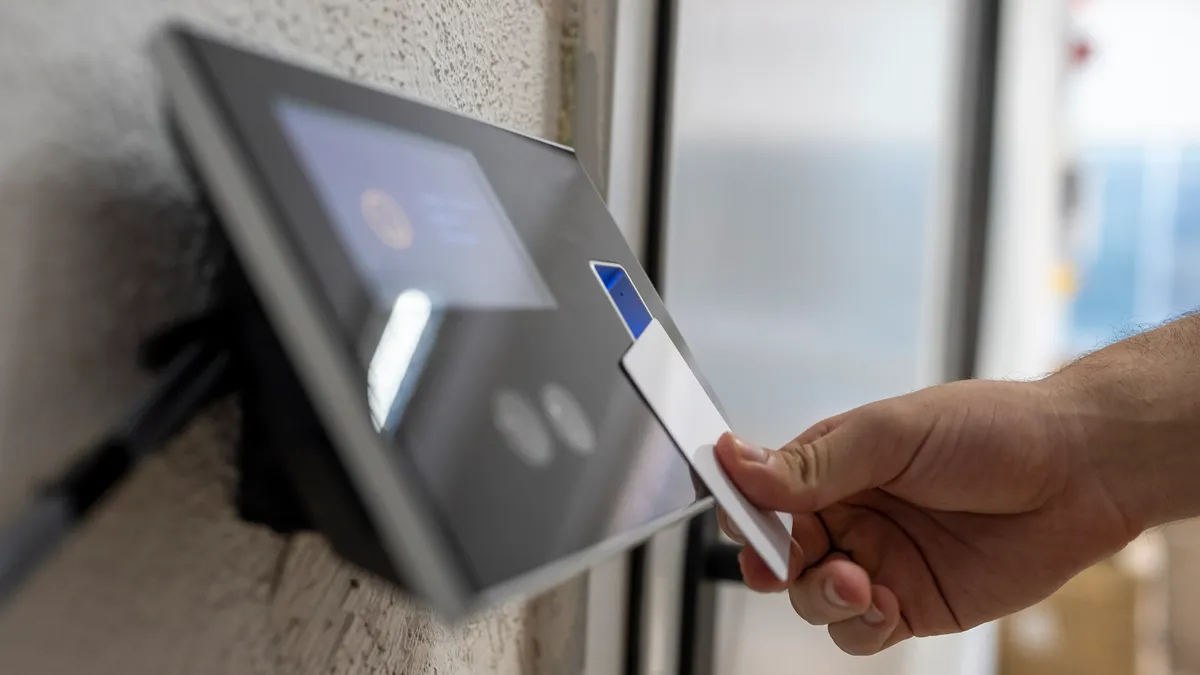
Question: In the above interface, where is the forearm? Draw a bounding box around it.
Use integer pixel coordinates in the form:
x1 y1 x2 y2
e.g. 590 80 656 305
1047 313 1200 531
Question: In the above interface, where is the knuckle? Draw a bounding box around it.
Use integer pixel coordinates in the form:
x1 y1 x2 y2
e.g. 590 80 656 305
776 440 823 489
857 403 905 437
854 402 922 458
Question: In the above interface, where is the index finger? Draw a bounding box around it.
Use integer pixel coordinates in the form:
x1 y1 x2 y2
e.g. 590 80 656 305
732 511 832 592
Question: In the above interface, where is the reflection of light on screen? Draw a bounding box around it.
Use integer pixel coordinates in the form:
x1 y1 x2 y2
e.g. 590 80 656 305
367 289 432 430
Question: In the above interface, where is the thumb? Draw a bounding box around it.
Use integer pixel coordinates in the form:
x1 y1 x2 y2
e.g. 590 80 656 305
715 420 909 513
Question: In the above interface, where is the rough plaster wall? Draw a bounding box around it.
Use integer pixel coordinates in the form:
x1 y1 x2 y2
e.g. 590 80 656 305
0 1 586 673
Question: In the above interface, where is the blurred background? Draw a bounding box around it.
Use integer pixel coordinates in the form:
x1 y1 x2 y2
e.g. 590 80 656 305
636 0 1200 675
3 0 1199 673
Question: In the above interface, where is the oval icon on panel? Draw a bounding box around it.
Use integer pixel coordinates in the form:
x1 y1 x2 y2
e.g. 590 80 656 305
360 188 414 250
493 389 554 467
541 382 596 456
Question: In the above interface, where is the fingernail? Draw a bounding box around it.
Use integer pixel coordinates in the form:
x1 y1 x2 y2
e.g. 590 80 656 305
725 518 745 542
823 578 851 609
732 435 768 463
863 604 885 625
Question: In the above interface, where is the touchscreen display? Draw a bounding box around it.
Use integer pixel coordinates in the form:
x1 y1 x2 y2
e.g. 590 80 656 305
274 98 556 312
255 89 698 589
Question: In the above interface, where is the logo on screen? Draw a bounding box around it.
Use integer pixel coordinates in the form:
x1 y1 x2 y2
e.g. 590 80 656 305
360 188 414 250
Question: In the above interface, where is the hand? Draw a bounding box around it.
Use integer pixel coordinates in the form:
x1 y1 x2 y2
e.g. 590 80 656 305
714 378 1138 656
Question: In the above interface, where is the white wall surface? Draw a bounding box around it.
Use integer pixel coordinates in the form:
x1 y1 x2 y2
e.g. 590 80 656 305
1071 0 1200 146
0 2 587 674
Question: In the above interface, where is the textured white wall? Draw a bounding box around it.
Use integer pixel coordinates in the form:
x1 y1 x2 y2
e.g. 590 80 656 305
0 1 586 673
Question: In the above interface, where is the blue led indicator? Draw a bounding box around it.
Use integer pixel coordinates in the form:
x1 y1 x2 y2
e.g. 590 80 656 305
591 262 653 339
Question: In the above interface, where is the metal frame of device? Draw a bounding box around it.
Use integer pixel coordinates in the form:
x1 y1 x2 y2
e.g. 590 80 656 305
153 25 714 621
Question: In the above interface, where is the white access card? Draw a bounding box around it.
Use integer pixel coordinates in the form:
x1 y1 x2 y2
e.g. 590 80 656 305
620 319 791 580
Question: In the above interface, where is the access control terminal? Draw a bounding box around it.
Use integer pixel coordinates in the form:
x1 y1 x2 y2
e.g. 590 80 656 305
152 25 729 617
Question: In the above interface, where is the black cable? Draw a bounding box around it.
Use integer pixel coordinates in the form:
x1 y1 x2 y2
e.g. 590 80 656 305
0 343 230 607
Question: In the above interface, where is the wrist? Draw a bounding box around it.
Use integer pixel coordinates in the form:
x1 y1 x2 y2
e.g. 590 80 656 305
1045 328 1200 532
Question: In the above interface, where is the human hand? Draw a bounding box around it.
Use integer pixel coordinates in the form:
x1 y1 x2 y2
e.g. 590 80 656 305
714 378 1138 656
